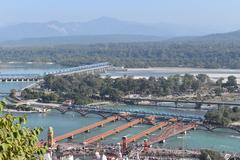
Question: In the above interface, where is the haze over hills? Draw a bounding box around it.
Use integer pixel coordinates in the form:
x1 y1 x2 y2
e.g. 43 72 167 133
0 35 166 47
0 17 235 43
2 27 240 47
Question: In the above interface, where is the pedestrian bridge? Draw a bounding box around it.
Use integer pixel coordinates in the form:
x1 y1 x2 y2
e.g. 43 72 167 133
0 62 111 82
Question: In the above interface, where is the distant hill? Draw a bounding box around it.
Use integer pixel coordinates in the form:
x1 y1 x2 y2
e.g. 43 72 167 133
0 17 227 42
2 28 240 69
0 35 165 47
169 29 240 43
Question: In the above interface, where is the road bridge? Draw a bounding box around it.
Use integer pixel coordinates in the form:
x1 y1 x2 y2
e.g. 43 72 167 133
122 97 240 109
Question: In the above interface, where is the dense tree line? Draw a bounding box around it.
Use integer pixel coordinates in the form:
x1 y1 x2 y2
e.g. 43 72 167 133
1 39 240 68
20 73 238 105
36 74 215 104
205 107 240 126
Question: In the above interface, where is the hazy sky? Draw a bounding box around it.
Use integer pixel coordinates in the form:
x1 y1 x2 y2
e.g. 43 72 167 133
1 0 240 27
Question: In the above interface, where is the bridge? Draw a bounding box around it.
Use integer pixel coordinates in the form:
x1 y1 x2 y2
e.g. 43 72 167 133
54 115 120 142
147 122 197 145
0 74 42 82
121 121 169 145
122 97 240 109
0 62 111 82
83 118 145 145
82 116 156 145
120 120 197 154
13 100 204 120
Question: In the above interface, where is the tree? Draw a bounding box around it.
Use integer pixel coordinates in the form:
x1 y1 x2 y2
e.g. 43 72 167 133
196 74 210 84
214 87 223 96
225 76 238 87
200 150 224 160
9 89 17 98
216 77 224 87
0 101 46 159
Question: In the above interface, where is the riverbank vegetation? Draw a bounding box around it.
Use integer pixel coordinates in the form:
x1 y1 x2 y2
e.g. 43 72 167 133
200 149 224 160
2 40 240 68
20 73 238 105
205 107 240 126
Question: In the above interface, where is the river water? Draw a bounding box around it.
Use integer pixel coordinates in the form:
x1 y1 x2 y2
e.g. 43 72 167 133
0 63 240 153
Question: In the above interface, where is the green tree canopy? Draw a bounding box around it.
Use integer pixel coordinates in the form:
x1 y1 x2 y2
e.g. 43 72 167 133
0 101 46 160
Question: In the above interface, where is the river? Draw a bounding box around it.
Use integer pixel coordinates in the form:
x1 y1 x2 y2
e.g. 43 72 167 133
0 63 240 153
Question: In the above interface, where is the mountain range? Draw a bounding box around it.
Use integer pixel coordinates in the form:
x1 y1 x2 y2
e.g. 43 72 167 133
0 17 233 41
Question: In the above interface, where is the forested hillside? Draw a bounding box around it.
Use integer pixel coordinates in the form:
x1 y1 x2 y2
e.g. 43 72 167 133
1 30 240 68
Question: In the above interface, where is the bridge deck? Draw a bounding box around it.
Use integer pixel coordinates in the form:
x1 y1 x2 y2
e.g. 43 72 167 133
83 118 145 145
121 121 169 145
123 97 240 106
54 115 119 142
0 62 111 80
148 122 197 145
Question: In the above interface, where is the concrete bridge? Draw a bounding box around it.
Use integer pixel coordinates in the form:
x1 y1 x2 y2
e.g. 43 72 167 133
122 97 240 109
0 74 41 82
0 62 111 83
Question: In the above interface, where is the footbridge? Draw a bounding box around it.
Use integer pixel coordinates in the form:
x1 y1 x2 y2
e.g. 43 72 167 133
120 118 176 146
83 116 155 145
0 62 111 82
54 115 120 143
147 122 197 145
120 120 197 154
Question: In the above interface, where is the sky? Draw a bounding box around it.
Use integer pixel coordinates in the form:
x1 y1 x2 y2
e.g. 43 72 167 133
1 0 240 28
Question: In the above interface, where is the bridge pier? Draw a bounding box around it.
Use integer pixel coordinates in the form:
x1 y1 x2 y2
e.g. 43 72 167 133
143 139 149 152
47 127 55 147
195 102 202 109
121 136 128 156
160 139 166 143
68 135 74 140
175 101 178 108
85 130 90 133
217 104 223 110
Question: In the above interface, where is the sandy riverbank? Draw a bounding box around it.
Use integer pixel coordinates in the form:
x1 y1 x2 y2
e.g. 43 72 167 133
231 121 240 126
124 67 240 83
